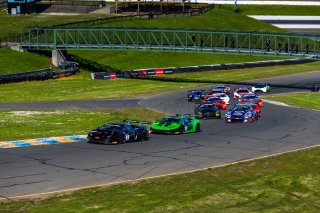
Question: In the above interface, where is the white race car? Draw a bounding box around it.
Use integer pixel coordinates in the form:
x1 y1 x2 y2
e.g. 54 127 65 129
251 84 271 93
233 87 252 99
213 93 230 105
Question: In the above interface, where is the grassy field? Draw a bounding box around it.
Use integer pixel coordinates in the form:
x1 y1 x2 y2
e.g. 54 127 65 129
70 50 282 70
0 48 51 74
263 92 320 111
104 7 283 32
1 145 319 212
229 5 320 16
0 75 207 102
143 61 320 82
0 108 164 141
0 11 109 38
1 61 319 103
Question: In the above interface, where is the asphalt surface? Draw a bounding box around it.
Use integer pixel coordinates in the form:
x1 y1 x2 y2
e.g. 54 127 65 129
0 71 320 200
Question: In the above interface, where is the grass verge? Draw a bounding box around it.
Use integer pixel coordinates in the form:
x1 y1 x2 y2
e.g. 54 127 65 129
0 48 51 74
142 61 320 82
0 76 206 102
1 61 319 103
1 145 320 212
0 11 109 38
263 92 320 111
103 7 283 32
0 108 164 141
69 50 282 71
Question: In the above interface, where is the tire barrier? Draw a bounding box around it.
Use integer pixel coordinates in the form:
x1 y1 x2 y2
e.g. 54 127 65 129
0 66 80 85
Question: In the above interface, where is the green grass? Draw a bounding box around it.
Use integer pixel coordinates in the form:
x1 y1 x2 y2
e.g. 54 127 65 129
263 92 320 111
0 48 51 74
0 75 207 102
0 108 164 141
103 7 284 32
143 61 320 82
230 5 320 16
70 50 282 70
1 61 319 103
1 145 320 212
0 11 110 38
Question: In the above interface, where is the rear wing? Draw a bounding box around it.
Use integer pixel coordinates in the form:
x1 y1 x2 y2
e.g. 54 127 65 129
123 120 151 126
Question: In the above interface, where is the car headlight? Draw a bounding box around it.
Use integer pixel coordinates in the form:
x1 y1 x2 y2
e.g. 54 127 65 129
245 113 250 118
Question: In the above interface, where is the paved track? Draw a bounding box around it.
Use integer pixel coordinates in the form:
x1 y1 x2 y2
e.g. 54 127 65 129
0 72 320 199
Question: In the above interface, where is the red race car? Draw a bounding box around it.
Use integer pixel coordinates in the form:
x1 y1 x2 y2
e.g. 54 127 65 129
203 96 227 110
243 103 262 117
239 93 263 107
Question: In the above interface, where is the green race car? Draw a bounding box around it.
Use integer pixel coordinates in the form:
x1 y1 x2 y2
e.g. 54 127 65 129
150 115 201 135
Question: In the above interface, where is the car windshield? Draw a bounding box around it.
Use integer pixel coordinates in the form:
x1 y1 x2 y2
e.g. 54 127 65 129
243 94 256 99
255 84 266 88
207 97 221 101
212 89 223 93
237 89 249 93
160 117 181 123
233 106 250 111
200 104 214 109
101 124 123 131
214 86 224 89
192 91 202 95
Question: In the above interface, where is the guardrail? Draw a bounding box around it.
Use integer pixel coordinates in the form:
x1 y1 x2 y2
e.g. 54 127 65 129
90 58 313 80
0 67 80 85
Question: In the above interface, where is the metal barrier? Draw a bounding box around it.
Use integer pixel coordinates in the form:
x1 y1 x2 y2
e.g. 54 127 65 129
0 67 80 85
20 27 320 58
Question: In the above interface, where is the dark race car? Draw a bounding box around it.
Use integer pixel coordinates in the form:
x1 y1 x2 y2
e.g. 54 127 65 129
194 103 221 119
225 104 258 123
202 96 227 110
212 85 231 94
87 121 150 145
239 93 263 107
188 90 205 102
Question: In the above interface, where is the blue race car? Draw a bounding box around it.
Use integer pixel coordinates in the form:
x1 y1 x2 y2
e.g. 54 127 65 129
187 90 205 102
194 103 221 119
225 104 258 123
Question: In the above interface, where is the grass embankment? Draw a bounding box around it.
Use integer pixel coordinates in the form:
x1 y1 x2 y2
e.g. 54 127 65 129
0 108 164 141
231 5 320 16
0 76 206 102
70 51 281 70
0 48 51 74
0 11 109 38
263 92 320 111
1 62 319 103
143 61 320 82
1 146 320 212
104 7 283 32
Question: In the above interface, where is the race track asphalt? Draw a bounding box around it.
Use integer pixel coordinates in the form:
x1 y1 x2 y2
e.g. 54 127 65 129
0 71 320 200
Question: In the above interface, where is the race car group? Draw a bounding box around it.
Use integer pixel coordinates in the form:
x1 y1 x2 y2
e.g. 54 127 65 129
87 84 270 145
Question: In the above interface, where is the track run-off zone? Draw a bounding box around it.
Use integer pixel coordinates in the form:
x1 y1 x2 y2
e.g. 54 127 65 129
0 71 319 200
